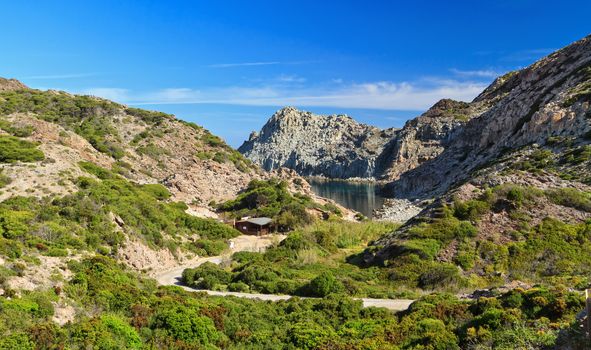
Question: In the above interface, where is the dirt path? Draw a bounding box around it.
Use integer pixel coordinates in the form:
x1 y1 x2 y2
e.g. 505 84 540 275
153 234 415 311
152 234 284 286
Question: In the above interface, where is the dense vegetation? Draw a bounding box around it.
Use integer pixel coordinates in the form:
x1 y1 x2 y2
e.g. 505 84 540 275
183 221 408 298
0 162 239 260
0 87 589 349
0 89 127 159
370 184 591 292
0 255 585 349
0 135 44 163
218 179 341 231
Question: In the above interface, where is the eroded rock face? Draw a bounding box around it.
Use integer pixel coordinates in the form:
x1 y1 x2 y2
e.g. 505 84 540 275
387 34 591 199
239 105 470 181
0 78 28 92
377 99 476 182
239 107 398 179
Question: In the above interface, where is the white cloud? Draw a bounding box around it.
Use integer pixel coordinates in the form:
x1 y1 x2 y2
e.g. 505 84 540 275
276 74 306 83
449 68 500 78
82 79 487 110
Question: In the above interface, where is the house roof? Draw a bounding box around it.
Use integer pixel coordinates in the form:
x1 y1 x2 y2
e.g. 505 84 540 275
243 217 273 226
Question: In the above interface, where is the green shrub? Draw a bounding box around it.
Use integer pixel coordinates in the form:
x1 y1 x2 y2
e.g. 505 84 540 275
232 251 264 265
0 135 44 163
454 249 477 270
201 132 225 147
0 238 23 258
406 318 459 350
125 107 172 125
182 262 231 289
228 282 250 292
79 161 118 179
418 264 462 290
151 305 219 346
136 143 169 158
545 187 591 212
193 239 227 256
308 272 344 297
453 199 490 221
141 184 171 200
44 247 68 257
100 314 142 349
399 239 441 260
0 119 34 137
288 321 336 350
0 332 34 350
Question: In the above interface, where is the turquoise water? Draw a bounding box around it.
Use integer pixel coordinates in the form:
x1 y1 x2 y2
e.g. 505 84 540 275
308 179 386 217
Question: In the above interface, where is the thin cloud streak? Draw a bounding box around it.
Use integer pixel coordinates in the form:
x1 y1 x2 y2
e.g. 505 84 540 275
207 61 282 68
206 60 318 68
88 80 487 110
450 68 500 78
22 73 98 80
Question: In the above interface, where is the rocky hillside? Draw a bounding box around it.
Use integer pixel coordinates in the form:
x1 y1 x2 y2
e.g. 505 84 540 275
239 107 397 179
361 35 591 305
0 81 263 211
377 98 480 182
0 79 353 277
387 35 591 199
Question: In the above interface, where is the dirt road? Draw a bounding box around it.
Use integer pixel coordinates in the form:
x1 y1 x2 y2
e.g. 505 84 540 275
153 234 414 312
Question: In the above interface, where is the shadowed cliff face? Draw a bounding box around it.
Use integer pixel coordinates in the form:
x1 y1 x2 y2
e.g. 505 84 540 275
387 34 591 199
238 104 472 181
239 106 398 179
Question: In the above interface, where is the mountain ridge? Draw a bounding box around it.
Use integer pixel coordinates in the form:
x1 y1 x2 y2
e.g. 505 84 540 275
239 106 398 179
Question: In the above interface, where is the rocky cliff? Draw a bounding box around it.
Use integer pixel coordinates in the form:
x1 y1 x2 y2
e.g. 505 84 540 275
239 101 478 183
377 98 478 182
386 34 591 199
366 35 591 268
239 107 397 179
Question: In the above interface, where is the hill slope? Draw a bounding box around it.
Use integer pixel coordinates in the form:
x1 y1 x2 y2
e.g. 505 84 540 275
387 34 591 199
0 82 263 209
363 35 591 297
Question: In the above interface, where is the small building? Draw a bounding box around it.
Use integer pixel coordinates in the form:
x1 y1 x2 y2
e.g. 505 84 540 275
234 217 273 235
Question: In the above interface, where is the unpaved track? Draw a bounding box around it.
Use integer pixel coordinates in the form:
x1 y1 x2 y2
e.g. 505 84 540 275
153 234 414 311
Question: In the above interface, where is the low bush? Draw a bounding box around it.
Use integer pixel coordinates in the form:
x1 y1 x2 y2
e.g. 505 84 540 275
125 107 172 125
0 135 44 163
545 187 591 212
182 262 231 289
418 264 463 290
308 272 344 297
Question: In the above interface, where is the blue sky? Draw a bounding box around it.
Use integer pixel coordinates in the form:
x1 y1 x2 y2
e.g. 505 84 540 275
1 1 589 147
